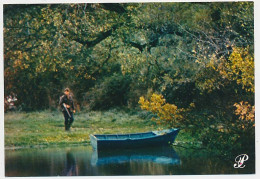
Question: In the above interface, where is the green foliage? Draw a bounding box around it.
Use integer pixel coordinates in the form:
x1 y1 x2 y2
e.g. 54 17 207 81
4 4 132 110
85 73 132 110
139 93 254 155
4 2 254 111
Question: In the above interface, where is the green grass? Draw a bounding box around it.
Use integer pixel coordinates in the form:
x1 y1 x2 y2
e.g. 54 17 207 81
4 108 198 149
4 109 155 148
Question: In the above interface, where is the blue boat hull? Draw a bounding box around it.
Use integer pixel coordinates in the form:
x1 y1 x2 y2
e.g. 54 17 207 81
90 129 179 151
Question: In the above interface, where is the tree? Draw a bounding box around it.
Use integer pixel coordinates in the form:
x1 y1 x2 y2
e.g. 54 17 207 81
4 2 254 115
4 4 134 110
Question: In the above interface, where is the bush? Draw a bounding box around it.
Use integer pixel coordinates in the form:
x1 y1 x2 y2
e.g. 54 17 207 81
138 93 255 156
85 73 132 110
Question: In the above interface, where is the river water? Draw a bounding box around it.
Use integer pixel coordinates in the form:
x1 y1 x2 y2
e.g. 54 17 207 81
5 145 255 176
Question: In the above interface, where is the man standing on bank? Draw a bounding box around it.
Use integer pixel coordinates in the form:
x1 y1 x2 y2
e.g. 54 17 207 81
59 88 76 131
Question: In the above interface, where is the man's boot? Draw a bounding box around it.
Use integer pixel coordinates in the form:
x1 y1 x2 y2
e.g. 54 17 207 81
65 123 70 131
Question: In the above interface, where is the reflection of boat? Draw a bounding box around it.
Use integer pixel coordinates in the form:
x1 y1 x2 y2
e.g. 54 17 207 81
90 129 179 151
91 146 180 166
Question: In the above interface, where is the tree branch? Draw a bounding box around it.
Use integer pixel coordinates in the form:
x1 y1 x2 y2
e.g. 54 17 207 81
128 41 146 52
65 23 122 48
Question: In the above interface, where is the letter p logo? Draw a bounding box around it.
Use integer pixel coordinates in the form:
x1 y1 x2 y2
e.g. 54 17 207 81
234 154 249 168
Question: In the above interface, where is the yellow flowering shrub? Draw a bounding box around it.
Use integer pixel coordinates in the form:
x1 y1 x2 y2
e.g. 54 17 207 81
234 101 255 128
197 46 254 93
227 46 254 92
212 46 254 93
139 93 188 127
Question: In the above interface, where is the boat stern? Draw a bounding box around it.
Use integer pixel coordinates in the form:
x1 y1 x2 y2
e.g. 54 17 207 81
90 134 98 150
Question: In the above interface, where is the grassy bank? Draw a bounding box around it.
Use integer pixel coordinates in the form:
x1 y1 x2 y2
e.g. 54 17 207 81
4 109 196 148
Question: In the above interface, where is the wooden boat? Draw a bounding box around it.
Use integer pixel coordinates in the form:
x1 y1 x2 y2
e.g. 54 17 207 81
90 128 179 151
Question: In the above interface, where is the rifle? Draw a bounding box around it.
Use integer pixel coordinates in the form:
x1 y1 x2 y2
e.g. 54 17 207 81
63 103 71 118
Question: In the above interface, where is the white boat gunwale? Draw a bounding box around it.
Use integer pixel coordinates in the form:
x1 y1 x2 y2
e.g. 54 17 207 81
91 129 177 141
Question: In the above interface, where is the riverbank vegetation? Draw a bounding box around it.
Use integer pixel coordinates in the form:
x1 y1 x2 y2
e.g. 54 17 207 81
4 2 254 157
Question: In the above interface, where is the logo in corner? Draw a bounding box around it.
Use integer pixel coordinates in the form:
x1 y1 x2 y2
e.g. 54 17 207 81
234 154 249 168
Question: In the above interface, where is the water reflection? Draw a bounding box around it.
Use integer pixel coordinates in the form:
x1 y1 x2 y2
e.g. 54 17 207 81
5 145 255 176
61 151 78 176
91 146 180 166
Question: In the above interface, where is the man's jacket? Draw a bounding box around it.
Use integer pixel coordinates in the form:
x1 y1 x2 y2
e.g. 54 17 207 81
59 94 75 112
